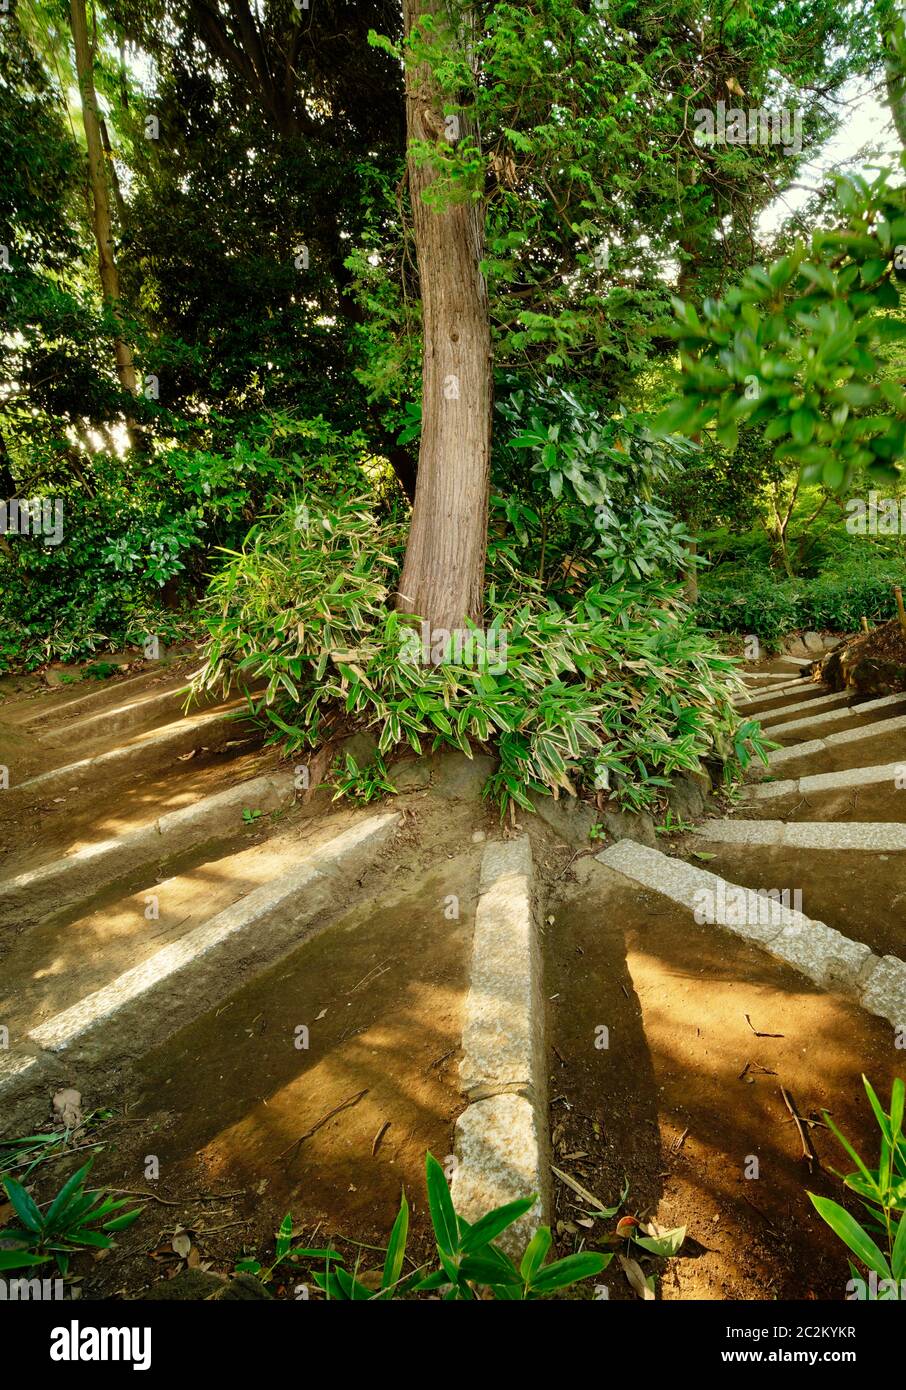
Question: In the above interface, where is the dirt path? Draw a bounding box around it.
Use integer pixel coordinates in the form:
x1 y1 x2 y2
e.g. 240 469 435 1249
537 650 904 1300
2 647 902 1301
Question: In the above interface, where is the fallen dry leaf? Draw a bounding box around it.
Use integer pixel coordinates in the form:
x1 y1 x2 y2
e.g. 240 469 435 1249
171 1232 192 1259
619 1254 655 1301
52 1088 83 1133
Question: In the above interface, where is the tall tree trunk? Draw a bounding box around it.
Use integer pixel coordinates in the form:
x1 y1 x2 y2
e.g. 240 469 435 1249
99 117 128 227
69 0 140 410
396 0 492 633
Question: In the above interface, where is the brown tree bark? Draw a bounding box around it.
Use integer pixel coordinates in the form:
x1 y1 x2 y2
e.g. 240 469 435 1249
396 0 493 633
69 0 139 409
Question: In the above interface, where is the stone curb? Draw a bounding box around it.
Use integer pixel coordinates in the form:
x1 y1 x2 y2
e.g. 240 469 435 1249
757 691 854 726
764 692 906 739
595 840 905 1027
692 818 906 851
766 714 906 765
744 761 904 802
450 837 548 1256
742 672 803 685
736 678 814 709
0 771 296 926
0 811 400 1132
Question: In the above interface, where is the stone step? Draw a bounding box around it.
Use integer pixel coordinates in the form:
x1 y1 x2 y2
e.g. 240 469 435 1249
735 678 815 710
37 681 197 743
744 760 905 803
766 713 906 767
1 656 196 727
36 679 266 746
0 810 400 1132
692 818 906 851
756 690 855 727
0 770 296 928
1 702 257 807
763 692 906 739
741 672 803 685
595 839 906 1028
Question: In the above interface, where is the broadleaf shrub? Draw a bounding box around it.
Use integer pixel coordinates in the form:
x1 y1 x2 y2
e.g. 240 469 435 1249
0 413 402 672
194 488 768 814
697 558 906 648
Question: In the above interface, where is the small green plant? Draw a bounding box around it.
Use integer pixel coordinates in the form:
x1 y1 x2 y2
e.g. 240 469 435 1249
808 1075 906 1299
0 1158 144 1274
82 661 120 681
329 751 397 804
655 810 695 836
0 1111 113 1183
552 1166 686 1297
234 1215 341 1285
242 807 263 823
316 1154 609 1300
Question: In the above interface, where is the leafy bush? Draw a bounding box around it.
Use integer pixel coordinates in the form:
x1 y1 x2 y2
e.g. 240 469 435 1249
0 465 202 670
697 557 906 648
0 1158 143 1275
808 1075 905 1300
0 413 400 671
490 376 696 594
660 169 906 493
194 487 767 814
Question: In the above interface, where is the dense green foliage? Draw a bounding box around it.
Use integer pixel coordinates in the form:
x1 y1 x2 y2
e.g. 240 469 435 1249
698 556 906 646
194 485 767 813
660 171 906 489
2 0 904 801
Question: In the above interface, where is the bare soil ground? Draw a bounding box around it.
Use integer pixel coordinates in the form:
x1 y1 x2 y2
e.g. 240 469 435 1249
544 867 901 1301
83 856 477 1298
2 649 902 1302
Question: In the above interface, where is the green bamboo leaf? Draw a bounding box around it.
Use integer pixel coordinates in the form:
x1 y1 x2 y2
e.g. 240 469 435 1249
519 1227 553 1282
460 1196 536 1253
425 1153 459 1259
891 1212 906 1282
808 1194 891 1277
889 1078 904 1143
275 1212 293 1261
0 1250 51 1270
102 1207 144 1233
459 1253 521 1286
632 1224 686 1258
528 1251 608 1294
861 1075 893 1146
45 1160 94 1229
2 1177 43 1234
381 1191 409 1292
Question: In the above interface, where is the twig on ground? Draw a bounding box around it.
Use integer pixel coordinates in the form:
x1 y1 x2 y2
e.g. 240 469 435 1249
745 1014 784 1038
277 1090 369 1162
780 1087 818 1173
112 1189 246 1207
